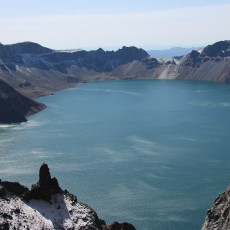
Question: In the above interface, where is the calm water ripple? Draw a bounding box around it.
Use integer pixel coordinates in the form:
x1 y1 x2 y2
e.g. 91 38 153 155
1 80 230 230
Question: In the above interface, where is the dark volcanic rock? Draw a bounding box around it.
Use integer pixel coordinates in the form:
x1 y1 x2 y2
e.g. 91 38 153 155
44 46 149 72
39 162 52 182
202 40 230 57
0 222 10 230
0 41 152 98
7 42 52 55
24 163 62 202
175 41 230 82
0 181 29 197
102 221 136 230
143 57 159 69
0 79 46 124
0 42 149 74
0 185 6 197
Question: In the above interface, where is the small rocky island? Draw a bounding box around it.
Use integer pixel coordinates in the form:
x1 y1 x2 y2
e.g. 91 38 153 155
0 163 135 230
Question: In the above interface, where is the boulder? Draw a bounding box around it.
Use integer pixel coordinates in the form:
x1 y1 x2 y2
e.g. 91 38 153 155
102 221 136 230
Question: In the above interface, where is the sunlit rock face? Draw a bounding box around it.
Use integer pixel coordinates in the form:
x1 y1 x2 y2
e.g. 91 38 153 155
202 185 230 230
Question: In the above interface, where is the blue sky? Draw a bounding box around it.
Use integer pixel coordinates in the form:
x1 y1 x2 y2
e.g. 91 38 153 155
0 0 229 50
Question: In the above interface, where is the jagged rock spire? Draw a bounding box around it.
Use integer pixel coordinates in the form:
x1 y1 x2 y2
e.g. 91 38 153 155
24 163 62 202
39 163 51 184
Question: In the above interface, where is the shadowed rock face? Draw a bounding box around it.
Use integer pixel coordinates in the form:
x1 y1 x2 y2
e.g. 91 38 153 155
101 221 136 230
175 40 230 82
39 163 52 182
0 79 46 124
0 181 29 197
24 163 62 202
0 42 149 73
201 40 230 57
0 42 151 99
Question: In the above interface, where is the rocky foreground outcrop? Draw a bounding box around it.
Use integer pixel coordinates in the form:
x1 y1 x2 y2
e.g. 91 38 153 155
0 163 135 230
202 185 230 230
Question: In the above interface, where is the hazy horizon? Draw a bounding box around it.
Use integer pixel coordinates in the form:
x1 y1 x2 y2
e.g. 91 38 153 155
0 40 202 52
0 0 229 50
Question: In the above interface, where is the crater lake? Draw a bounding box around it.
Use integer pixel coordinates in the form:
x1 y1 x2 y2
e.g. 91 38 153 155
1 80 230 230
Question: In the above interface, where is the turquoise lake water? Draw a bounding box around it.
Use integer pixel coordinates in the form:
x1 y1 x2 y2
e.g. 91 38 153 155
1 80 230 229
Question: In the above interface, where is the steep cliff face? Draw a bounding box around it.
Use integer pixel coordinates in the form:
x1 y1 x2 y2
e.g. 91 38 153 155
175 40 230 82
1 40 230 100
0 79 46 124
202 185 230 230
1 40 230 122
0 42 150 98
0 164 135 230
202 41 230 58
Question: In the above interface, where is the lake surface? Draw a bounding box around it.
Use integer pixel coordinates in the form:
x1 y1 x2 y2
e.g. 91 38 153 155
1 80 230 229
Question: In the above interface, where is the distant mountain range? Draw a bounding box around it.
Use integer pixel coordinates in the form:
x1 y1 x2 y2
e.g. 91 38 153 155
0 40 230 123
147 47 198 58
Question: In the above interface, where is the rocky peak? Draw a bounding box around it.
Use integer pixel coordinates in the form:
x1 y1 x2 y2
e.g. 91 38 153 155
24 163 62 202
6 41 52 55
39 162 52 183
96 48 105 53
190 50 200 59
201 40 230 57
116 46 149 61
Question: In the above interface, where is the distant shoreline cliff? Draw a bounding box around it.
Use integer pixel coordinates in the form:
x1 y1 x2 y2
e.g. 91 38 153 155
0 79 46 124
0 40 230 124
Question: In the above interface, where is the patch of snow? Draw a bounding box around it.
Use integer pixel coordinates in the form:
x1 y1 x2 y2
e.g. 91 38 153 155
196 47 204 53
0 193 100 229
54 49 83 53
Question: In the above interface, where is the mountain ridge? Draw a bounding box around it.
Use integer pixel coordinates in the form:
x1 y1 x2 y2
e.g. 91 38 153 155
1 40 230 123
